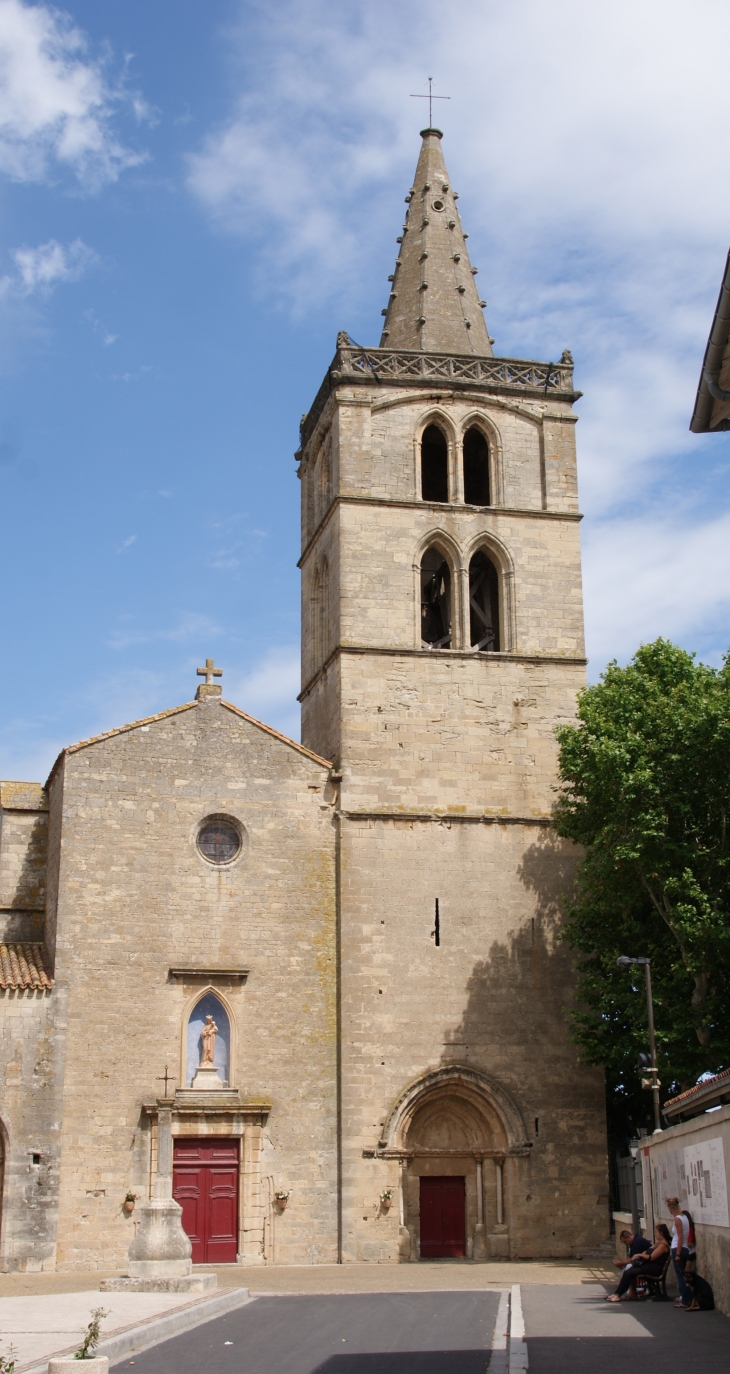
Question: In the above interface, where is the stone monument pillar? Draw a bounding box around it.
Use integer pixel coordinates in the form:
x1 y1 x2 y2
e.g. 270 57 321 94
102 1104 216 1292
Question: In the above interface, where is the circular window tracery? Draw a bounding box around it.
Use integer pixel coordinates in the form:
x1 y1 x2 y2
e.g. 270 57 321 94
431 198 445 212
197 816 242 865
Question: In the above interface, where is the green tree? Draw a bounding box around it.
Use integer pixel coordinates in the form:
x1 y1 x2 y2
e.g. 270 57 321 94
553 640 730 1135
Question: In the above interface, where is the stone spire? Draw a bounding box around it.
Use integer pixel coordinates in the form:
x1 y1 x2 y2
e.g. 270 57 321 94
379 128 493 356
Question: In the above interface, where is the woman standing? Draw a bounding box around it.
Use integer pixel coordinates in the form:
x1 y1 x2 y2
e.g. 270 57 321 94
667 1197 694 1308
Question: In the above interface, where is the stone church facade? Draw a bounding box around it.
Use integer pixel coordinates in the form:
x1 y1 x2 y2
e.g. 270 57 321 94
0 129 608 1273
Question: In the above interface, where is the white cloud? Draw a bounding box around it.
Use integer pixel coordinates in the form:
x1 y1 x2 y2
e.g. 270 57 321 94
12 236 96 291
584 508 730 671
107 612 222 651
0 0 149 188
187 0 730 672
226 645 301 741
115 533 137 553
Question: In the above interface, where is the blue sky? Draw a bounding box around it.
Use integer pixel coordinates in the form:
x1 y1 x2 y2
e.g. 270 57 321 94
1 0 729 783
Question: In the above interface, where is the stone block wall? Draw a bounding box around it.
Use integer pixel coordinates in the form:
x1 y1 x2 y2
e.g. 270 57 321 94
45 696 338 1270
338 817 608 1260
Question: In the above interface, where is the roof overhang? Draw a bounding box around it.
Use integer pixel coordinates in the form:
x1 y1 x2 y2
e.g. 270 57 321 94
663 1066 730 1122
690 247 730 433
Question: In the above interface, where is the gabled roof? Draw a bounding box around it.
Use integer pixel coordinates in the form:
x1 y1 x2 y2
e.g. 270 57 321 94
45 697 331 787
221 700 331 768
0 942 53 991
690 247 730 433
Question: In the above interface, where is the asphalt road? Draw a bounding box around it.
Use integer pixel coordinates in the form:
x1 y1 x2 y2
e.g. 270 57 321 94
111 1291 501 1374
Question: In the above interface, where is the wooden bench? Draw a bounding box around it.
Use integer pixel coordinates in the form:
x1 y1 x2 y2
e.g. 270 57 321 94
639 1251 672 1301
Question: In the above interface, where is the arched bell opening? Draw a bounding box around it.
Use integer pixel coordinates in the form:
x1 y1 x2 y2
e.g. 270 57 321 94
469 550 500 652
420 547 452 649
185 991 231 1088
463 427 490 506
420 424 449 503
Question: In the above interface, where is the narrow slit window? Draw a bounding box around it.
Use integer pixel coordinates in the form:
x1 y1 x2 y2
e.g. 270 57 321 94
469 550 500 651
421 547 452 648
421 425 449 503
463 427 490 506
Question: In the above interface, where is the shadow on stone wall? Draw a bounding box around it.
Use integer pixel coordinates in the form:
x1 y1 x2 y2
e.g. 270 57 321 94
7 813 47 910
440 828 582 1075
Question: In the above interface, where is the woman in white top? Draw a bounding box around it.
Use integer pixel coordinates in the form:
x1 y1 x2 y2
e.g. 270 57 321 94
667 1197 693 1308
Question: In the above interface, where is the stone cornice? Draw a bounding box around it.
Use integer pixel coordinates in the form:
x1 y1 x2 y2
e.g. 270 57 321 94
299 644 587 701
298 495 582 568
341 811 551 827
300 344 580 452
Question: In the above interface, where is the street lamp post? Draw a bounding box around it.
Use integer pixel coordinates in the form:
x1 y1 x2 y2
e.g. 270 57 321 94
617 956 662 1133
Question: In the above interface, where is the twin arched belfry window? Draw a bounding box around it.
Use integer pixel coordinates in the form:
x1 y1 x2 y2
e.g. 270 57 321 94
420 545 500 652
420 424 490 506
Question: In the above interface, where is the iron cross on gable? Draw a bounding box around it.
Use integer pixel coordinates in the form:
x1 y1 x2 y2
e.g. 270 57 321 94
197 658 222 686
410 77 451 128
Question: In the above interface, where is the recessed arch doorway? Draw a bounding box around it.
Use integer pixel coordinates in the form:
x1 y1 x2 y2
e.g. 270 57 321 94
385 1068 517 1261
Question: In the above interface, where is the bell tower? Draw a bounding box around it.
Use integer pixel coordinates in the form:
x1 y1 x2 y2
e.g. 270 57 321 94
298 128 607 1263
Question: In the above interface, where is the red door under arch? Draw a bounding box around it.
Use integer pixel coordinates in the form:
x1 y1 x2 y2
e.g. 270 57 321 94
420 1175 466 1258
172 1139 239 1264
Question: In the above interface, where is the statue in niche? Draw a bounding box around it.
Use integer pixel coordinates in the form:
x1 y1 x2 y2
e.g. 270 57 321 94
199 1015 218 1067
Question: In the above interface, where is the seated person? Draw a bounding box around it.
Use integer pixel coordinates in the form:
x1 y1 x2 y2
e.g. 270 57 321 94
614 1228 652 1269
606 1224 671 1302
684 1272 714 1312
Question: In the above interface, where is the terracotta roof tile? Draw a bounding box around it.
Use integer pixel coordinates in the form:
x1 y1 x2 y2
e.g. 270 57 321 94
664 1065 730 1107
0 943 53 991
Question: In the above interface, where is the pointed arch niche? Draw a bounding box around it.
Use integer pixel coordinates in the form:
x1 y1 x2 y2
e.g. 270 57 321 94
183 989 233 1088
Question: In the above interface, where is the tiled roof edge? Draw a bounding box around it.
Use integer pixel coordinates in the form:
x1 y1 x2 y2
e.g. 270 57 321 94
664 1064 730 1108
45 702 199 786
0 942 53 991
221 701 332 768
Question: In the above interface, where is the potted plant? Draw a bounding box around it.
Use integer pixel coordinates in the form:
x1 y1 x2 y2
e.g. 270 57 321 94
122 1191 138 1215
48 1307 110 1371
0 1343 17 1373
273 1189 290 1210
380 1188 394 1210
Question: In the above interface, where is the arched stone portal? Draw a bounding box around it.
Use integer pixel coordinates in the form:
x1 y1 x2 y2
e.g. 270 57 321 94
382 1068 524 1261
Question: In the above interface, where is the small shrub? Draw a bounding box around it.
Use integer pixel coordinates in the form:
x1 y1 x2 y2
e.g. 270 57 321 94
74 1308 109 1360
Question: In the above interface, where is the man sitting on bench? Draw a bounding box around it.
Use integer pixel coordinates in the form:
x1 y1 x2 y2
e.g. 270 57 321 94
606 1225 671 1302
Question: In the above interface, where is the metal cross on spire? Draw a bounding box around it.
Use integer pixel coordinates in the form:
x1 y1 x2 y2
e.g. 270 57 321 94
410 77 450 127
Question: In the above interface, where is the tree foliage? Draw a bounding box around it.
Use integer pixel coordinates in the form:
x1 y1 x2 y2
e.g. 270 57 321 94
553 640 730 1135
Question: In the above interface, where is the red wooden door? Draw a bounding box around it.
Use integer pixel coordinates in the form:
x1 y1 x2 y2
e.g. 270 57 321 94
172 1139 239 1264
420 1175 466 1257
